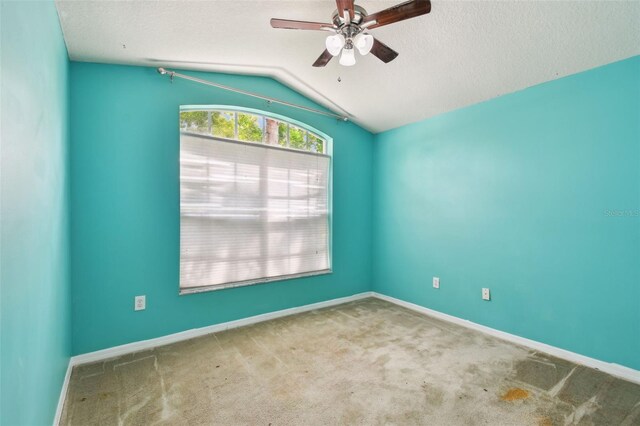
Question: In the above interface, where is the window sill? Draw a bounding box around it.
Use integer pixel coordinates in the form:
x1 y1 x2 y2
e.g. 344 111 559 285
179 269 333 295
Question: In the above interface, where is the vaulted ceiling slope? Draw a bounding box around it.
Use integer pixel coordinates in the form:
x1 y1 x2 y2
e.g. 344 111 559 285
55 1 640 133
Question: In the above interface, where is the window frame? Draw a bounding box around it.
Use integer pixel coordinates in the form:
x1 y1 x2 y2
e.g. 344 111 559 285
178 105 334 295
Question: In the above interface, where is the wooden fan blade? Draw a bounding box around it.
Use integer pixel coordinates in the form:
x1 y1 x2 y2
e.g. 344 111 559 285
270 18 335 31
313 49 334 67
336 0 355 20
370 38 399 63
362 0 431 30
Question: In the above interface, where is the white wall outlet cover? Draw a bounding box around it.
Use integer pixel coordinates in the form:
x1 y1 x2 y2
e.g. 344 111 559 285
134 295 146 311
482 288 490 301
433 277 440 289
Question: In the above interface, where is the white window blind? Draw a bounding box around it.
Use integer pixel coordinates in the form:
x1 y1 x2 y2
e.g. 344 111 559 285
180 132 331 292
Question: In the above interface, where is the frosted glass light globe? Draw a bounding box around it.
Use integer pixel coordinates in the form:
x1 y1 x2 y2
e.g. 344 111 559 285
354 33 374 55
325 34 346 56
339 48 356 66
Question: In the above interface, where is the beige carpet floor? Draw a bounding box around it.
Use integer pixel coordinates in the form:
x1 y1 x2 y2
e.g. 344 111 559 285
61 298 640 425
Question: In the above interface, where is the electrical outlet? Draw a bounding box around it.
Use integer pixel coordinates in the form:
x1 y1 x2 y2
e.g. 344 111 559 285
134 295 146 311
482 288 490 301
433 277 440 289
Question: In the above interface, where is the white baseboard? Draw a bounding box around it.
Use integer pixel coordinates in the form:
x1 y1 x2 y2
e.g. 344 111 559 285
53 360 72 426
69 291 374 367
371 292 640 385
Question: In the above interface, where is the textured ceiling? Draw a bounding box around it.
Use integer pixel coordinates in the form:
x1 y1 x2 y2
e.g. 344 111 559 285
55 0 640 133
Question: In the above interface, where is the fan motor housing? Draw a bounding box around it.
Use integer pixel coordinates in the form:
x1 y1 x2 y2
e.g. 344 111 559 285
331 5 367 28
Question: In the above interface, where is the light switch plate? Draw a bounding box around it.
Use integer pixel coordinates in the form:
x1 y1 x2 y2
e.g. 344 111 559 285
433 277 440 289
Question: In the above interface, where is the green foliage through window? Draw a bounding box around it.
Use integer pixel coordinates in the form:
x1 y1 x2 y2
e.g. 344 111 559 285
289 125 307 150
308 133 324 153
180 109 326 154
278 122 287 147
180 111 208 133
212 111 234 139
237 114 263 142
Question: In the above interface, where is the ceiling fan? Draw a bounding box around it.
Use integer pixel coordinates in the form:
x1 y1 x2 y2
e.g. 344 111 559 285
270 0 431 67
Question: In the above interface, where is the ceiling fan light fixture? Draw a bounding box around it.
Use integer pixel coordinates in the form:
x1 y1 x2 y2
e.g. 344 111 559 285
325 34 345 56
354 33 374 55
272 0 431 67
339 47 356 66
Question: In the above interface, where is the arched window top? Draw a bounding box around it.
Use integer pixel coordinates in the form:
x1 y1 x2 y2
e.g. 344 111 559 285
180 106 329 154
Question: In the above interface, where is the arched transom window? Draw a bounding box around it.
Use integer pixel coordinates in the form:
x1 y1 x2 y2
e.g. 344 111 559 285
180 109 326 153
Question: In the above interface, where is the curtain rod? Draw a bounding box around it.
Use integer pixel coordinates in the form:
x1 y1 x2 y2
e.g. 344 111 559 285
157 68 349 122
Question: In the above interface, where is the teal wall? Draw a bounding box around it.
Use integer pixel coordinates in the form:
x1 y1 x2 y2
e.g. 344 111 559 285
0 1 71 425
69 63 374 355
373 56 640 370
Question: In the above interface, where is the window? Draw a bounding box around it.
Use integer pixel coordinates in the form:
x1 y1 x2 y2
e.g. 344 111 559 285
179 108 331 293
180 110 326 153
